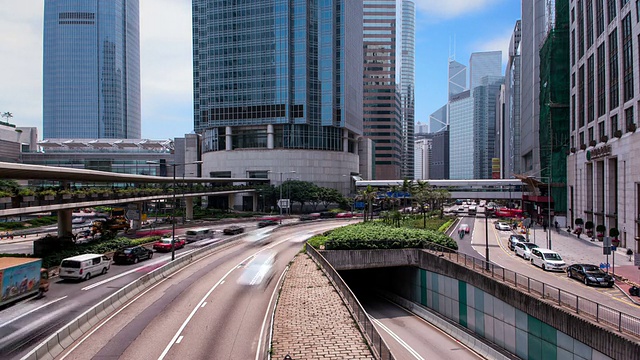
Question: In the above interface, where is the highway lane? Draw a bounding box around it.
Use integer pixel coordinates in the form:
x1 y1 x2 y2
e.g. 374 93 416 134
0 221 298 359
53 220 356 360
469 216 640 317
364 296 482 360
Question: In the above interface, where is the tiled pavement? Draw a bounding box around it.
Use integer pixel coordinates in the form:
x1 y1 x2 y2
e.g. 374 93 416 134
271 253 374 360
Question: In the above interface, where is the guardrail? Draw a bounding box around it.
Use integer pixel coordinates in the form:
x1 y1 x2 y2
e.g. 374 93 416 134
326 238 640 338
306 244 394 360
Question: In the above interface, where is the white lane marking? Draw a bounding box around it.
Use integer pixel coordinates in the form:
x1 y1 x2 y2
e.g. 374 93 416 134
220 280 225 285
81 249 199 291
371 317 424 360
0 296 68 328
255 268 288 360
200 302 207 308
157 253 256 360
175 336 184 344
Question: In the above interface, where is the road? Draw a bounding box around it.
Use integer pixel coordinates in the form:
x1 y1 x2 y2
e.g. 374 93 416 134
364 296 481 360
0 220 304 359
53 220 356 360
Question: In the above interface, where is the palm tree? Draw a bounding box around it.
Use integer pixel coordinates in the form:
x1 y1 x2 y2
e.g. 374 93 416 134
400 179 414 211
412 180 433 228
1 112 13 123
357 185 378 222
433 188 451 219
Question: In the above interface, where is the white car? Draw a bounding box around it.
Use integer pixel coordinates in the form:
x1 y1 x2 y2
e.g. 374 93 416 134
237 251 276 286
530 248 566 271
495 222 511 231
514 242 538 260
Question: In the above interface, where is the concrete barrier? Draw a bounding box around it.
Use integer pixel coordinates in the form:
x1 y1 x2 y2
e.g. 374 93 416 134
20 222 309 360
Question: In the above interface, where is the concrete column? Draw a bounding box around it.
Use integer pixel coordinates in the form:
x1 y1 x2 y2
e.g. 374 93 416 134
253 193 258 212
131 202 144 230
57 209 73 238
267 124 274 149
226 126 232 151
343 128 349 152
228 193 235 211
185 196 194 220
353 136 359 155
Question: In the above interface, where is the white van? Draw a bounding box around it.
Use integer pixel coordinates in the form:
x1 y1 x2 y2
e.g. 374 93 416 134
185 228 214 243
59 254 111 281
530 248 566 272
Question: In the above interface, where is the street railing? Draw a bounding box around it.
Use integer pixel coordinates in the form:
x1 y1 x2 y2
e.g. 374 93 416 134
320 238 640 338
306 244 394 360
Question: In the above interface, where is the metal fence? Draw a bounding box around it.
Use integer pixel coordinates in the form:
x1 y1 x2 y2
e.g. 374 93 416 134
418 241 640 338
306 244 394 360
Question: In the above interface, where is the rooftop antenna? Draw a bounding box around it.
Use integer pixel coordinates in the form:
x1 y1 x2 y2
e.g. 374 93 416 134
448 34 457 62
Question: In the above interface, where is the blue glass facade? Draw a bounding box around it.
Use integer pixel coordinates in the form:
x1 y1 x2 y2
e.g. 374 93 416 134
193 0 363 152
43 0 141 139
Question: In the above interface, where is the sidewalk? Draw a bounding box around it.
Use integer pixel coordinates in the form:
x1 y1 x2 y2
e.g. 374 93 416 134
271 253 374 359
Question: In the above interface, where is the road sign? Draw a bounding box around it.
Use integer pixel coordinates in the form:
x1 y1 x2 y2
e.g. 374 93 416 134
599 262 610 270
603 236 611 247
126 209 140 220
603 246 611 255
277 199 290 209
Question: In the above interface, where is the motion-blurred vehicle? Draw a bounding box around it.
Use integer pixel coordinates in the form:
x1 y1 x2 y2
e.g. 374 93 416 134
153 238 185 252
530 248 566 271
223 225 244 235
59 254 110 281
514 242 538 260
0 258 49 307
299 213 320 221
495 222 511 231
319 212 337 219
237 251 276 287
258 219 278 228
335 212 354 218
113 246 154 264
508 234 526 250
494 208 524 219
459 224 470 233
567 264 614 287
185 228 214 242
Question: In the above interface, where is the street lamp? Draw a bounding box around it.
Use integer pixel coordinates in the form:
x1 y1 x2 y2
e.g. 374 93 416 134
485 209 490 271
147 160 202 261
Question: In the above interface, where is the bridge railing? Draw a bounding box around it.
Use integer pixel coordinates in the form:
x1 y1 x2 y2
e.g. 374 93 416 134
318 238 640 338
306 244 395 360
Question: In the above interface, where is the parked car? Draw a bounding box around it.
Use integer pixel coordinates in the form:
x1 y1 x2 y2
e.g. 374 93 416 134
459 224 470 233
508 234 526 251
514 242 538 260
153 238 185 252
113 246 154 264
530 248 566 271
258 219 279 228
567 264 614 287
495 222 511 231
223 225 245 235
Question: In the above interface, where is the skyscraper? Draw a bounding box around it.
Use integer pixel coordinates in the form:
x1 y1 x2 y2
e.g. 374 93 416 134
473 76 504 179
448 59 467 100
449 91 474 179
400 0 416 180
43 0 141 139
363 0 403 180
505 20 522 178
192 1 363 195
469 51 502 91
429 104 447 133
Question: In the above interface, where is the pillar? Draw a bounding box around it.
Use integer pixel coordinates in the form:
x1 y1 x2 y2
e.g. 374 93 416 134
131 202 144 230
343 128 349 152
253 193 258 212
226 126 233 151
185 197 194 220
353 136 359 155
57 209 73 238
228 193 235 211
267 124 274 149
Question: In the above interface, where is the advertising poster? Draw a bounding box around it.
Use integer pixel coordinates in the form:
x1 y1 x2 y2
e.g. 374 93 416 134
1 261 41 302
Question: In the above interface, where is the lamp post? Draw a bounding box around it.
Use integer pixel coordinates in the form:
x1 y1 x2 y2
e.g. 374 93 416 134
147 160 202 261
270 170 295 223
485 210 490 271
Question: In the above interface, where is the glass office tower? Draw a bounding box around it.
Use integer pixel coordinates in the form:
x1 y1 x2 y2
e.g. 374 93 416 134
193 0 363 195
400 0 416 180
43 0 141 139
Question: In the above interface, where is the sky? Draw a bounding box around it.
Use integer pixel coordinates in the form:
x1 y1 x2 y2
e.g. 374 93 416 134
0 0 521 140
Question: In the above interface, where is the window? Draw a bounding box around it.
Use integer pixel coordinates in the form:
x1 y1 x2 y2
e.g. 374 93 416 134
622 14 634 102
608 0 617 23
637 0 640 21
625 106 635 127
587 55 595 122
611 114 619 134
587 0 594 48
578 1 585 57
597 0 605 36
609 28 619 110
597 44 606 117
579 65 585 127
580 131 585 146
571 30 576 65
572 94 577 130
588 127 595 142
598 121 606 139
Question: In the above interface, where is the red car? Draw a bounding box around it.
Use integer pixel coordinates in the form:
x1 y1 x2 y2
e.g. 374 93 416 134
153 238 185 252
335 212 354 218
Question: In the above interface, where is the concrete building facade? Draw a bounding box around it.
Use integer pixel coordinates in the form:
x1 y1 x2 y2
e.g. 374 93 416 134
505 20 523 178
414 137 431 180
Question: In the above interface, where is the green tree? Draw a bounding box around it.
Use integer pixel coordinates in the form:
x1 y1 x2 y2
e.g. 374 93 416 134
400 179 414 210
319 187 343 209
357 185 378 222
412 180 433 228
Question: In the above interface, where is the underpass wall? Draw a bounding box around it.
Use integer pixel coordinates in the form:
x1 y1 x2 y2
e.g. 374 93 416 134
322 249 639 360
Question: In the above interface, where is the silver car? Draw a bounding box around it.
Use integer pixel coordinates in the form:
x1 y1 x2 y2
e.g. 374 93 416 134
514 242 538 260
237 251 277 287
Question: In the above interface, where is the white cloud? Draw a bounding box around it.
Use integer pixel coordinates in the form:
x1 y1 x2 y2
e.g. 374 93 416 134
414 0 504 19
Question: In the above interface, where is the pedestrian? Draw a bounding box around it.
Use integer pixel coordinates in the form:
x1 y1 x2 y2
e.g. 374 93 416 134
542 221 547 232
554 221 559 231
